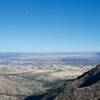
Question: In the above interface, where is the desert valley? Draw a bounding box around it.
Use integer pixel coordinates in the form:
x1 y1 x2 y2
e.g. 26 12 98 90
0 53 99 100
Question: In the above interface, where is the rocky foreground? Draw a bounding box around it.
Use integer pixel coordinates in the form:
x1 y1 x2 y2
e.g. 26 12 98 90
25 65 100 100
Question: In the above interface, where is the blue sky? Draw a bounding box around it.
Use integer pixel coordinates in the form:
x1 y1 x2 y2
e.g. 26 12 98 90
0 0 100 53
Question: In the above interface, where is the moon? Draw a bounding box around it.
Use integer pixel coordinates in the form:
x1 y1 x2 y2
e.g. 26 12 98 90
25 9 29 13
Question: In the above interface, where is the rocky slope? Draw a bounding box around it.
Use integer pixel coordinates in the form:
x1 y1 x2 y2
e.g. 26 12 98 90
25 65 100 100
0 64 87 100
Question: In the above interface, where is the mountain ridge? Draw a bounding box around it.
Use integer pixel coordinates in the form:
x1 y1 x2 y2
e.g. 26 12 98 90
25 65 100 100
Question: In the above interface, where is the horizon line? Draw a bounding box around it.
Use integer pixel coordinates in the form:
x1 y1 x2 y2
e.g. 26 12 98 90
0 51 99 54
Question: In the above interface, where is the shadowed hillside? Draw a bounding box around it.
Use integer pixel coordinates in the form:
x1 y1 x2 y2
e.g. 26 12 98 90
25 65 100 100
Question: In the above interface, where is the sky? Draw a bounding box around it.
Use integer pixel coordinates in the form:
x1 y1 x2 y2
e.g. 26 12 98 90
0 0 100 53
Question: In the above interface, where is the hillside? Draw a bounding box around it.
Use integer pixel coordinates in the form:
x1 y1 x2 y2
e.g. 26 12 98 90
0 64 87 100
25 65 100 100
